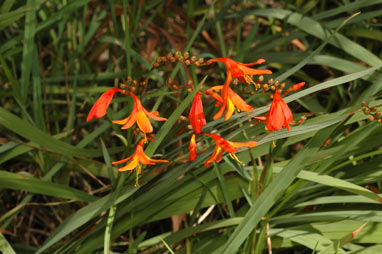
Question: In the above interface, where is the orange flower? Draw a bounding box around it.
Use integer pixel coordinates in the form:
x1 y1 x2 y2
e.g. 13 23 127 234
283 82 306 96
113 92 167 133
189 133 197 161
188 92 206 134
252 90 293 131
205 57 272 86
112 139 168 186
86 88 123 122
202 133 257 168
206 86 253 120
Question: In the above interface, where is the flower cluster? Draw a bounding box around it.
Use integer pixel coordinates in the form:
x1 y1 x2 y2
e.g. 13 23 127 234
188 57 305 166
86 55 305 186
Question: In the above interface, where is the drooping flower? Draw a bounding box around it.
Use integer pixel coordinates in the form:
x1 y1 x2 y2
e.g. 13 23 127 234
252 90 293 132
188 92 206 134
113 92 167 133
189 133 197 161
202 133 257 168
87 88 123 122
205 57 272 86
112 139 168 186
283 82 305 96
205 86 253 120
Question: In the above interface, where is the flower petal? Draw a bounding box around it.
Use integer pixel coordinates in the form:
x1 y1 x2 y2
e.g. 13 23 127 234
224 98 235 120
136 110 153 133
112 155 132 165
118 155 139 172
87 88 123 122
228 88 253 112
189 134 197 161
204 145 222 168
229 140 258 148
237 64 272 76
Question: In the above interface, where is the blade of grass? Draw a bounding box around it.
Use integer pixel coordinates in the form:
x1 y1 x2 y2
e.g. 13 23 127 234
0 170 96 202
0 232 15 254
20 0 36 104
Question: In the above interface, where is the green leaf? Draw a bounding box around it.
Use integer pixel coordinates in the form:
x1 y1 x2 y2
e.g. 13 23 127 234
0 232 15 254
0 170 96 202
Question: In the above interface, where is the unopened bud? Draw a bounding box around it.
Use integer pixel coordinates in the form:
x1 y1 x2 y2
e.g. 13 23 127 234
363 108 371 114
187 88 192 93
378 118 382 123
198 58 204 64
368 116 375 121
191 56 197 62
371 107 378 112
184 52 189 59
361 101 368 107
258 75 264 82
185 59 191 65
268 78 274 85
374 112 381 117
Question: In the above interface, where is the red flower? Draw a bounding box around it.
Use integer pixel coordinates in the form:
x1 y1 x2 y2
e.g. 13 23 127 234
112 139 168 186
189 133 197 161
206 86 253 120
202 133 257 168
188 92 206 134
283 82 306 96
86 88 123 122
113 92 167 133
205 57 272 86
252 90 293 131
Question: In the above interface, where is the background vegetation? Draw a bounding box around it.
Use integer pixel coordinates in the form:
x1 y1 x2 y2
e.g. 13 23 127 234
1 0 382 253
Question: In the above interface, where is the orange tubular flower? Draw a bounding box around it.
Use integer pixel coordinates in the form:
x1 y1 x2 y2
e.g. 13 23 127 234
202 133 257 168
113 92 167 133
87 88 123 122
112 139 168 185
188 92 206 134
252 90 293 132
206 86 253 120
205 57 272 86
